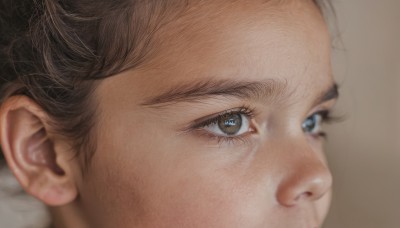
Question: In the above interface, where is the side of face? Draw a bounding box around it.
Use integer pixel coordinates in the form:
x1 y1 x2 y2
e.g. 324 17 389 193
76 0 336 227
0 0 336 227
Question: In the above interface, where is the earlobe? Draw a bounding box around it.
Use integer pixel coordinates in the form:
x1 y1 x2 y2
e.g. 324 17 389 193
0 96 78 206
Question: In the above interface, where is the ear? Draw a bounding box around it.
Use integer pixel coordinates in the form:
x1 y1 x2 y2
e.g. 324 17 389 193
0 96 78 206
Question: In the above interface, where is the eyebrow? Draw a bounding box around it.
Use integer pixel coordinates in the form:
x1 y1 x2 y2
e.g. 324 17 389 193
141 78 338 107
315 83 339 105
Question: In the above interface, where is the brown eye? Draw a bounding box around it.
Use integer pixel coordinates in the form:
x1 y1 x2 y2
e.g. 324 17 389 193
202 112 252 137
218 113 243 135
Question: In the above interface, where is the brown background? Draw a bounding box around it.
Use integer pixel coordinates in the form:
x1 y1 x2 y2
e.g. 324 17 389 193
324 0 400 227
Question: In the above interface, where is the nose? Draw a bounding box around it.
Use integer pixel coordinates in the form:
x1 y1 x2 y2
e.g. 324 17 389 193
275 143 332 207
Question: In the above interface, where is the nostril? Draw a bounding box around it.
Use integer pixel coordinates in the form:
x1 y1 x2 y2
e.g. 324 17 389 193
276 165 332 207
297 191 313 201
280 191 314 207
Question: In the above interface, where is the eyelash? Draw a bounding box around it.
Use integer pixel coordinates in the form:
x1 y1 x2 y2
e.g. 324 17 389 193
308 110 335 138
190 106 257 145
189 106 338 144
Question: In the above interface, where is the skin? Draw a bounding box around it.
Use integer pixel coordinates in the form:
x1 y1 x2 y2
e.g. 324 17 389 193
0 0 337 227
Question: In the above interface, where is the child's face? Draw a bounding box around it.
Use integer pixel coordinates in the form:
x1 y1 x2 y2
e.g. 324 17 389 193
76 0 337 227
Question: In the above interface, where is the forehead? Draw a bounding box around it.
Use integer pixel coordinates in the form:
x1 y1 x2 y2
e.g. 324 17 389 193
135 0 332 102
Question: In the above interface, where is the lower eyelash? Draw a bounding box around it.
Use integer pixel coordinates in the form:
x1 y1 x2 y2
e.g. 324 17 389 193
317 132 327 138
186 105 257 144
187 107 341 143
319 110 344 124
195 129 254 146
311 110 343 139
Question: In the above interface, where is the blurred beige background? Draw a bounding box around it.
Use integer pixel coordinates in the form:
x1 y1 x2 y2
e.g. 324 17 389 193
324 0 400 228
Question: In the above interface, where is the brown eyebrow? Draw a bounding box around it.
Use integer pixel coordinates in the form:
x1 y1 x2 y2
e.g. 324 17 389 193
315 83 339 105
140 78 289 107
140 78 338 108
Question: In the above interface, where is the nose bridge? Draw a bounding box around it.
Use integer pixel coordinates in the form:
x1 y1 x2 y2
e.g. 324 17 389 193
273 138 333 207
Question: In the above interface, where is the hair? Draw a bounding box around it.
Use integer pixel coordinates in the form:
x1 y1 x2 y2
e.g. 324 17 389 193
0 0 190 167
0 0 333 166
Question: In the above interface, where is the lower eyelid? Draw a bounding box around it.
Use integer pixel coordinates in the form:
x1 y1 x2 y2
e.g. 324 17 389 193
196 130 258 146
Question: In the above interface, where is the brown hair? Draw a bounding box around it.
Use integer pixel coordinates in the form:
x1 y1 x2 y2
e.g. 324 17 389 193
0 0 190 166
0 0 332 165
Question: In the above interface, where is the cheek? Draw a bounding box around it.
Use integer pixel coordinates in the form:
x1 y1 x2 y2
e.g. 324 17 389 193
307 136 327 162
305 137 332 220
79 121 276 227
77 105 332 227
318 188 332 222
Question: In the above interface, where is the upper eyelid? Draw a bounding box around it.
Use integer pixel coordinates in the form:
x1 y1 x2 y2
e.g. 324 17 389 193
311 110 329 118
190 107 255 129
181 104 335 134
303 110 332 126
305 100 336 118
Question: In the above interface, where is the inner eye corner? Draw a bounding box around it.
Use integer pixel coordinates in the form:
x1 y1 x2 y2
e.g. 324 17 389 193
249 119 259 132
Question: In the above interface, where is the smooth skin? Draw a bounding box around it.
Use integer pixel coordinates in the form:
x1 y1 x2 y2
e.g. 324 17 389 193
1 0 337 227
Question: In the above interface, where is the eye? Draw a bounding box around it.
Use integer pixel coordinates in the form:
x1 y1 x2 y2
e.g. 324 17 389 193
203 112 252 136
190 106 257 140
302 112 325 135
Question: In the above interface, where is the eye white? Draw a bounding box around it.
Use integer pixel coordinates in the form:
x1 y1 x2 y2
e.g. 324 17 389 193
302 113 323 134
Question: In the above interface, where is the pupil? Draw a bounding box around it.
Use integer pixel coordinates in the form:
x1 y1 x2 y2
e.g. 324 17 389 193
218 113 242 135
303 115 316 132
